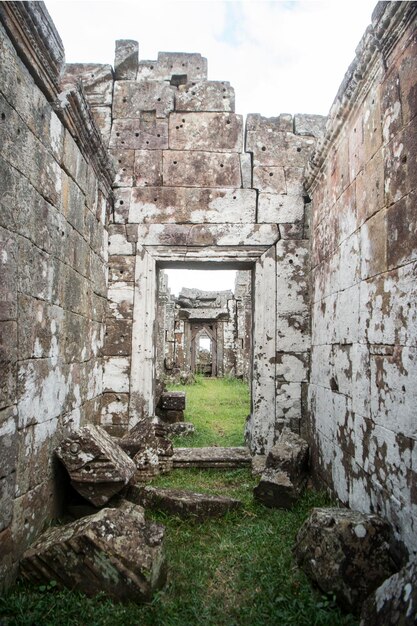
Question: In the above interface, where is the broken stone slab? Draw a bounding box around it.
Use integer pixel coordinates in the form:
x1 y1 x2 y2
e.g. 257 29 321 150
253 428 309 508
173 447 251 469
114 39 139 81
55 425 136 507
127 485 242 519
119 418 174 480
165 422 196 437
359 557 417 625
293 508 397 614
20 503 166 602
158 391 186 411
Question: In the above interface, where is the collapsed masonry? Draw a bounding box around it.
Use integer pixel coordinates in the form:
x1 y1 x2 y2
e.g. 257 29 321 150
0 0 416 590
156 270 252 380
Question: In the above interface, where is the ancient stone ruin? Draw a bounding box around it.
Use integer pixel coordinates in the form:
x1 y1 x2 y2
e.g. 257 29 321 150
0 1 416 618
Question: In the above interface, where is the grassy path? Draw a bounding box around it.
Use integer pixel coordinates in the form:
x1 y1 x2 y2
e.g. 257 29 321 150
168 376 250 447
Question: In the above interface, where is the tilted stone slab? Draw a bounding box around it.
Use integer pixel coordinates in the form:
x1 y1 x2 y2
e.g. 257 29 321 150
20 503 166 602
137 52 207 83
175 81 235 112
173 447 251 468
127 223 279 247
129 187 256 223
293 508 397 613
110 116 168 150
63 63 114 107
128 485 242 518
113 81 175 118
55 425 136 506
162 150 241 188
359 557 417 626
169 112 243 152
114 39 138 81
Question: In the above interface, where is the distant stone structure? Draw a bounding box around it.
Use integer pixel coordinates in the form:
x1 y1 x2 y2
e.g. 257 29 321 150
0 0 416 589
156 270 251 380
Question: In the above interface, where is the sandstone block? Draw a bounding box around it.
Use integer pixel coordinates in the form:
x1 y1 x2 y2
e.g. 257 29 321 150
107 282 134 319
110 116 168 150
55 424 136 506
119 419 174 480
359 557 417 626
63 63 114 107
129 187 256 224
240 153 252 188
247 120 315 168
158 391 186 411
114 40 138 81
293 508 397 613
128 485 242 518
103 319 132 356
253 166 286 193
108 255 135 283
108 225 134 256
103 356 131 393
110 149 134 187
175 80 234 112
137 52 207 83
134 149 163 187
258 193 304 223
113 81 174 119
20 504 166 602
168 112 243 152
294 114 327 139
100 392 129 430
173 447 251 469
0 227 17 321
162 150 242 188
165 422 195 437
113 187 131 223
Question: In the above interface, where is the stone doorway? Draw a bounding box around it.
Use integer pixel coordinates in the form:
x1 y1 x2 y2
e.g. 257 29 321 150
192 325 216 376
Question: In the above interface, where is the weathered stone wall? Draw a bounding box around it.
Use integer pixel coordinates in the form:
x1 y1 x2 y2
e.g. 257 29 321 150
0 3 113 587
306 1 417 556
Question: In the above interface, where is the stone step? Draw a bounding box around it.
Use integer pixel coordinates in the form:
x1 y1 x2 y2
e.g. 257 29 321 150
172 446 251 469
127 485 242 518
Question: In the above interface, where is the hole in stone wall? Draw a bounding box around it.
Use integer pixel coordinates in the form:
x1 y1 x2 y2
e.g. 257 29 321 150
1 113 5 121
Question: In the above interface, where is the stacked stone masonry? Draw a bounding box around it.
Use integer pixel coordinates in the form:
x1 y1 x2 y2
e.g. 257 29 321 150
0 0 416 590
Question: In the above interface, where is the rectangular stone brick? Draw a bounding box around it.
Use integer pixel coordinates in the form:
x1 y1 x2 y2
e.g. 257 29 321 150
175 80 234 112
108 225 134 256
103 356 130 393
100 392 129 428
134 150 163 187
0 227 17 321
162 150 241 188
110 149 134 187
247 125 315 168
253 166 286 193
107 283 134 320
356 149 385 226
108 256 135 283
104 319 132 356
17 295 64 360
387 190 417 269
258 193 304 222
137 52 207 83
109 116 168 150
113 188 131 224
113 81 174 118
168 112 243 152
129 187 256 223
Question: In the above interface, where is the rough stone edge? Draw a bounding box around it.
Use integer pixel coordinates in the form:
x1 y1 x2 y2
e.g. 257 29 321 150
305 1 417 192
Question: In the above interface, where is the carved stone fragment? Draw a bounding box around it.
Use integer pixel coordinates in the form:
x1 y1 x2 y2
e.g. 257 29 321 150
119 418 174 480
114 40 138 81
359 558 417 626
293 508 397 613
55 425 136 506
20 503 166 602
128 485 242 518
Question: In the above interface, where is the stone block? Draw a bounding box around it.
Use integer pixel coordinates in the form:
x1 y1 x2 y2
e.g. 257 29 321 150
55 424 136 506
168 112 243 152
158 392 186 411
108 225 134 255
113 187 131 224
294 508 397 613
294 114 327 138
134 150 163 187
128 486 242 518
110 148 134 187
108 255 135 283
360 208 387 279
0 227 17 321
165 422 195 437
258 193 304 223
0 320 17 409
162 150 242 188
0 406 17 479
359 557 417 626
100 392 129 429
20 504 166 602
387 189 417 269
240 153 252 188
356 149 385 226
129 187 256 224
63 63 114 107
113 81 174 119
175 80 234 112
110 116 168 150
107 282 134 319
0 473 15 532
246 116 315 167
137 52 207 83
253 166 286 193
103 356 130 393
114 40 138 80
104 319 132 356
276 352 309 383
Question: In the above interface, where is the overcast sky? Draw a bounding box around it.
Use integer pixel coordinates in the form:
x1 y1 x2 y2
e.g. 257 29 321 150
46 0 377 292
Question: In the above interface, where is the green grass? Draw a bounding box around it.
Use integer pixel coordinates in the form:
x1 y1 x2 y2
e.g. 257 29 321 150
167 375 249 447
0 380 357 625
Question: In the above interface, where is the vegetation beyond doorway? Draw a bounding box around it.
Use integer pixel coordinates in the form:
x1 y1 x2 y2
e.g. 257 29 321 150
168 376 249 448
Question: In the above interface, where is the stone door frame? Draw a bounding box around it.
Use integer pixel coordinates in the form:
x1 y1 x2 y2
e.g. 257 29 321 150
128 225 280 452
190 322 218 376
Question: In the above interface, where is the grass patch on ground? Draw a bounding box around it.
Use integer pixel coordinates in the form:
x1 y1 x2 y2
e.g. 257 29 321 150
167 375 249 447
0 475 357 626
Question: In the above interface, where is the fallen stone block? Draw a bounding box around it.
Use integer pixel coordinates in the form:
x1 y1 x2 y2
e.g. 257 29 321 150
293 508 397 614
251 455 267 476
55 425 136 507
127 485 242 519
359 557 417 625
166 422 196 437
173 446 251 469
253 428 309 508
20 503 166 602
119 418 173 480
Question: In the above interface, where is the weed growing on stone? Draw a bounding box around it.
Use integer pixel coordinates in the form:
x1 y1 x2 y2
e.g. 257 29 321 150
168 375 250 447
